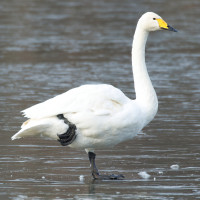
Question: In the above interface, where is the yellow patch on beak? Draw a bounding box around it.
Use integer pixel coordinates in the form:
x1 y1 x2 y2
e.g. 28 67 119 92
156 18 168 30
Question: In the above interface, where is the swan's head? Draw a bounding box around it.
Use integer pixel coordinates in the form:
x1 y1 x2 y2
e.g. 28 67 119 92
138 12 177 32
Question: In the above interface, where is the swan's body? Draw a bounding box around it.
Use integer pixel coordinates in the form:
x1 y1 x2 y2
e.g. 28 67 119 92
13 84 145 149
12 12 177 179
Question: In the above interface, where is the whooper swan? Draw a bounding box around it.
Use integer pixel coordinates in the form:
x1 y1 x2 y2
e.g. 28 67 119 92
12 12 177 180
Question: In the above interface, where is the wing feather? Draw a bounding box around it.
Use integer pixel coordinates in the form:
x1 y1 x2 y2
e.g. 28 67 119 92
22 84 130 119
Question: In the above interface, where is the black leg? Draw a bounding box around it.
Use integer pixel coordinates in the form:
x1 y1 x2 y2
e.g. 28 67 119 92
88 152 100 179
88 152 125 180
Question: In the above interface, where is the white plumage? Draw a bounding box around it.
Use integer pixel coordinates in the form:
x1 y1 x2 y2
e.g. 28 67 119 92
12 12 177 179
12 84 143 149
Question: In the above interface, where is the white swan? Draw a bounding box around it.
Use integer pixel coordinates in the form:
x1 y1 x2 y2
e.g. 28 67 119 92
11 12 177 180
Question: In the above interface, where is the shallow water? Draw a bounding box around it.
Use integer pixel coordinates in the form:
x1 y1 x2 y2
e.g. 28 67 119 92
0 0 200 199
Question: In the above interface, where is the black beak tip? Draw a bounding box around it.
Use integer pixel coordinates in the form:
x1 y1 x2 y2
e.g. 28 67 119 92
168 25 178 32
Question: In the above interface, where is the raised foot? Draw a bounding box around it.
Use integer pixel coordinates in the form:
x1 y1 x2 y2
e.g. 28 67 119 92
93 173 125 180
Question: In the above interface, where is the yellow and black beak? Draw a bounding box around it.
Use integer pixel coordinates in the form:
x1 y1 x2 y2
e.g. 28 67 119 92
156 18 177 32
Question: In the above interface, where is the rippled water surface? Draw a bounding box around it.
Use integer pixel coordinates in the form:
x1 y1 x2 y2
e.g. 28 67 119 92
0 0 200 199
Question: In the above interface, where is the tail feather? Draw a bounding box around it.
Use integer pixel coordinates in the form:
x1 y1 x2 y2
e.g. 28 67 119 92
11 124 49 140
11 116 69 140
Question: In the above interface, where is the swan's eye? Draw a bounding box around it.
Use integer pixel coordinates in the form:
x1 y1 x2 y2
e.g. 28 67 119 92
153 18 156 20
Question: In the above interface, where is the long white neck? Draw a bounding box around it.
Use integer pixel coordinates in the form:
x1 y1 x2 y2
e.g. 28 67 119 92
132 23 158 126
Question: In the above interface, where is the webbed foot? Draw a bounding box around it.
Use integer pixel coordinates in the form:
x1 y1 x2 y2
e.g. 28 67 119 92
93 173 125 180
88 152 125 180
57 114 77 146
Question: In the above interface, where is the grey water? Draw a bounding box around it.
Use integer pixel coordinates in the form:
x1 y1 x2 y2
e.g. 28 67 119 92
0 0 200 199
